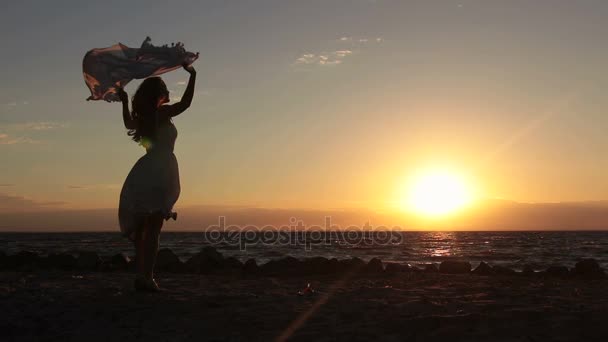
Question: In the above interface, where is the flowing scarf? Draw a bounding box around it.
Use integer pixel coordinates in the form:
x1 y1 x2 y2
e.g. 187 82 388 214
83 37 199 102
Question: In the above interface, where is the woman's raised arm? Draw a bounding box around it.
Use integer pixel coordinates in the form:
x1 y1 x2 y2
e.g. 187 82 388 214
118 87 135 129
159 64 196 118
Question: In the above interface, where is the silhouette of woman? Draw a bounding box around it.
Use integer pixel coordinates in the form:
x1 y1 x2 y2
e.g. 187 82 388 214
117 63 196 291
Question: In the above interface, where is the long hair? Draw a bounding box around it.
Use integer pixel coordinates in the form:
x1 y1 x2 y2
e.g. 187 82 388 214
127 77 169 145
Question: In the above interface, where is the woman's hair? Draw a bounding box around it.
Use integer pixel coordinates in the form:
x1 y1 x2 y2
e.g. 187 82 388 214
127 77 169 144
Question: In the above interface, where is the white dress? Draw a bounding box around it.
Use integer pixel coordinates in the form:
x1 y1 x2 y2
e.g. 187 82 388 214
118 121 180 239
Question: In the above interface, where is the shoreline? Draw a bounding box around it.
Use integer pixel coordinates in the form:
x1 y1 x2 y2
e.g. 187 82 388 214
1 247 606 279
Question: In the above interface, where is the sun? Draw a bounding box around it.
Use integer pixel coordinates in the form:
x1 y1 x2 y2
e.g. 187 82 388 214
403 170 473 217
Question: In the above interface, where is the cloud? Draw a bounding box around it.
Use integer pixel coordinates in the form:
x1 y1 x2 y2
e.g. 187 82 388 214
1 100 29 112
338 36 383 45
67 185 86 189
295 53 317 65
175 80 187 86
196 90 211 97
0 192 66 212
67 184 120 191
1 121 68 131
169 89 211 103
293 50 353 67
0 184 15 187
0 134 41 145
0 121 68 145
293 36 382 67
334 50 353 58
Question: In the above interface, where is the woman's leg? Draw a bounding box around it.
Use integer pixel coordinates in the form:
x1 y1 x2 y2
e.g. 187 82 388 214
143 212 164 280
134 218 146 279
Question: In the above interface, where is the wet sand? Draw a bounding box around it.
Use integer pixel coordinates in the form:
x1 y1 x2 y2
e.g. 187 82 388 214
1 271 607 341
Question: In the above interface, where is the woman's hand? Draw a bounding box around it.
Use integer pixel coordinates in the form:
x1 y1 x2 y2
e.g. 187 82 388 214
116 86 128 103
182 62 196 75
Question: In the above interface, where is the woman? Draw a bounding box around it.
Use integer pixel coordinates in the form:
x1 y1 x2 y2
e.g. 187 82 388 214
117 63 196 292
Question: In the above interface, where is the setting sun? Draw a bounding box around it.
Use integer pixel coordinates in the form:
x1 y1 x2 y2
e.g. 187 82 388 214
404 170 473 217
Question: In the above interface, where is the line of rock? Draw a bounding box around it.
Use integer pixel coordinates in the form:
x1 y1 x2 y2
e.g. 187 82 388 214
0 248 605 279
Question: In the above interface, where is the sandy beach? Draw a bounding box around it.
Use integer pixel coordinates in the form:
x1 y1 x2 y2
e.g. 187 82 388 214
2 269 607 341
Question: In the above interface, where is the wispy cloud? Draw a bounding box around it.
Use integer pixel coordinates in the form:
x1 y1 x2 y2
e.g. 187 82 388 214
0 121 68 145
338 36 383 44
294 36 382 67
2 100 28 107
0 134 41 145
67 184 120 191
169 89 211 103
0 192 66 212
0 184 15 187
196 90 211 97
1 121 69 131
67 185 86 189
294 50 353 66
1 100 30 113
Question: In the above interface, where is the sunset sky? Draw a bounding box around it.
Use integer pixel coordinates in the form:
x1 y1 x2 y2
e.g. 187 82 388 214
1 1 608 229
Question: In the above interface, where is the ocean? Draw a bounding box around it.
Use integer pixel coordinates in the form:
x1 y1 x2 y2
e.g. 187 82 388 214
2 231 608 271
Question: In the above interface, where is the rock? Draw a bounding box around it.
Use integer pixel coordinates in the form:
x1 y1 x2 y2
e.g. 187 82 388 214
328 258 341 273
126 258 136 272
302 257 333 274
385 263 412 274
200 247 226 273
545 265 570 277
472 262 494 275
492 265 516 276
155 248 182 272
574 258 600 273
243 258 259 274
338 257 366 272
522 265 535 276
439 261 471 274
261 256 301 275
201 246 224 263
0 251 6 270
46 253 77 270
183 254 202 273
77 251 101 270
184 247 225 274
384 263 399 274
223 257 244 270
7 251 40 270
365 258 384 274
409 266 424 273
424 264 439 273
110 253 130 271
573 259 605 278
